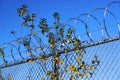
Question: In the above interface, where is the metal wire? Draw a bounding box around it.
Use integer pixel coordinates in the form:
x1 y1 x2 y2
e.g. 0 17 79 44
0 1 120 80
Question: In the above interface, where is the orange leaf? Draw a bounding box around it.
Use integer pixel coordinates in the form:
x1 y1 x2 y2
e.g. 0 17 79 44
41 77 44 80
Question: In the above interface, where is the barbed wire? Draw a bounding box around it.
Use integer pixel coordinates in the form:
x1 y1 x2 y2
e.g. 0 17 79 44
0 1 120 80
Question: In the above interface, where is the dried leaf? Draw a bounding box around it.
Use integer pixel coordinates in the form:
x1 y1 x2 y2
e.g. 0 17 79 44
64 49 68 53
55 57 59 60
76 57 80 63
90 66 93 70
28 59 34 63
93 67 96 71
79 63 83 67
85 73 89 77
81 55 84 58
39 56 45 62
9 74 12 80
50 74 57 79
63 70 67 72
60 58 63 64
46 71 51 75
73 39 81 46
41 77 44 80
74 69 79 74
69 64 75 71
75 47 79 50
50 43 56 47
79 78 83 80
71 78 74 80
67 28 73 37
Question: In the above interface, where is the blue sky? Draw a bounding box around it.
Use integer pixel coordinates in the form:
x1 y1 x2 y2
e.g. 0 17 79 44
0 0 120 80
0 0 116 44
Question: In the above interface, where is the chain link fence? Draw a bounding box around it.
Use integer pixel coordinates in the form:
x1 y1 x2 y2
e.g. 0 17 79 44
0 1 120 80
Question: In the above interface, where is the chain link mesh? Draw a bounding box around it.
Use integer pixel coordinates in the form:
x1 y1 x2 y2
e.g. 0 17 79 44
0 1 120 80
0 40 120 80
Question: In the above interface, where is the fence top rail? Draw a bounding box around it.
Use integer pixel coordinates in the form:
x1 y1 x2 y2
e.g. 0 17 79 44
0 35 120 69
0 1 120 68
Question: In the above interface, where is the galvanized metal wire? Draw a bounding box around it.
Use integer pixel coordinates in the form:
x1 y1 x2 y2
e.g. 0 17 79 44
0 1 120 80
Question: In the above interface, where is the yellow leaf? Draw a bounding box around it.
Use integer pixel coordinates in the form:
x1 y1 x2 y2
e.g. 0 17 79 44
63 70 67 72
83 68 87 71
76 57 80 63
78 50 82 54
28 59 34 63
75 47 79 50
79 63 83 67
64 49 68 52
80 78 83 80
50 43 56 47
46 71 51 75
71 78 74 80
90 66 93 70
81 55 84 58
55 57 59 61
60 58 63 64
39 56 45 62
93 67 96 71
85 73 89 77
53 57 59 64
69 64 75 71
41 77 44 80
39 56 43 59
50 74 57 79
74 70 78 74
9 74 12 80
71 74 74 77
